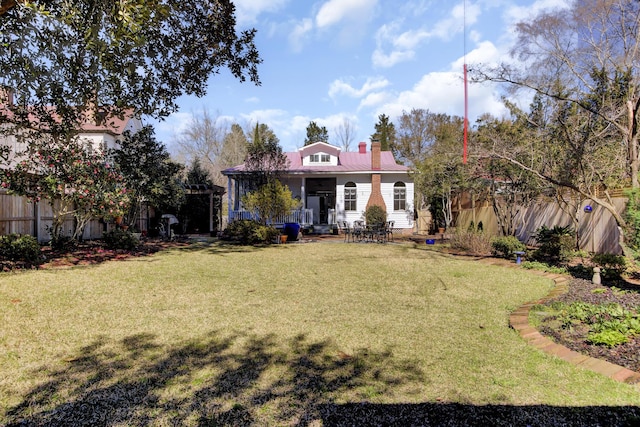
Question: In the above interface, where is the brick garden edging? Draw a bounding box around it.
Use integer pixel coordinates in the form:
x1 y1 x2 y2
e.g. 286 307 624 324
508 271 640 385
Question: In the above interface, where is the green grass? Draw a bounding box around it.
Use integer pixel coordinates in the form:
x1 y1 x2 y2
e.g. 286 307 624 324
1 241 640 425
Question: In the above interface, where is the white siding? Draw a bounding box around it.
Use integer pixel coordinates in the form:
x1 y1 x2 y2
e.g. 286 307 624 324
381 174 414 230
336 174 370 224
275 171 414 230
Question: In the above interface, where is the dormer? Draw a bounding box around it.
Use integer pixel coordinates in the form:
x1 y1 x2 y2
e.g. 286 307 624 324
299 141 341 166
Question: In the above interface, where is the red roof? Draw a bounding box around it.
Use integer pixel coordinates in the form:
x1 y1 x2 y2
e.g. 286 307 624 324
0 101 136 136
223 146 409 175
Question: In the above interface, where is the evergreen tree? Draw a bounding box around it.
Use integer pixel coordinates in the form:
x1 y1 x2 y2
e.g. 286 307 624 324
304 121 329 145
186 158 214 186
371 114 396 152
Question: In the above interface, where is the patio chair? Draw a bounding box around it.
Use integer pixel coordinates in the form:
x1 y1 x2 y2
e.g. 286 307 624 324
352 220 365 242
339 220 353 242
386 220 395 242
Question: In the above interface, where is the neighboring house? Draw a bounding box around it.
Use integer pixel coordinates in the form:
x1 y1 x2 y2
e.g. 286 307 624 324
222 141 415 233
1 88 143 164
0 87 144 240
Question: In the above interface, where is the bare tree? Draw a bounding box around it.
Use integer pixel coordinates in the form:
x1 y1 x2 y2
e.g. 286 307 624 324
470 0 640 244
334 117 356 151
219 123 248 168
174 109 230 186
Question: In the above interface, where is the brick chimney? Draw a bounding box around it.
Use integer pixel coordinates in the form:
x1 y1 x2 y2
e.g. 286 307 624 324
371 139 380 170
358 141 367 154
366 140 386 211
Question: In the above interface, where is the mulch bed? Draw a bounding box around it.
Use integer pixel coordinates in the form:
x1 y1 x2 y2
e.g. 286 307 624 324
537 278 640 373
1 239 190 271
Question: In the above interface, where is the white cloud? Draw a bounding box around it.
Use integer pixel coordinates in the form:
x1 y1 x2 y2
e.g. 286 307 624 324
239 110 310 151
152 112 192 141
371 66 507 125
431 2 480 41
315 0 377 28
452 40 502 69
288 18 314 52
371 47 416 69
240 109 289 128
504 0 571 25
232 0 290 26
372 2 481 69
328 76 390 99
285 0 377 51
359 91 394 109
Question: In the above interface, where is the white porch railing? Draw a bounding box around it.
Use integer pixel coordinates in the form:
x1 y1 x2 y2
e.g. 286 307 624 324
328 209 336 225
229 208 314 226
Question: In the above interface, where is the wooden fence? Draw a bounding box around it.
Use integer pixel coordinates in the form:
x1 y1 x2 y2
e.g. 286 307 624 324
1 190 149 242
453 196 626 254
0 189 630 253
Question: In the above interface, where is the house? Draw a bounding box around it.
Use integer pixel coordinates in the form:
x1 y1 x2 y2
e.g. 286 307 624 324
1 87 143 165
222 141 415 233
0 87 145 240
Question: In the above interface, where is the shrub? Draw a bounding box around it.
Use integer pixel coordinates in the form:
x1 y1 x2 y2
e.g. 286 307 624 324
241 180 297 225
491 235 526 259
624 188 640 251
521 261 568 274
532 225 575 265
103 229 139 250
450 229 492 255
587 330 629 347
365 205 387 225
591 253 627 280
0 234 41 264
222 220 278 245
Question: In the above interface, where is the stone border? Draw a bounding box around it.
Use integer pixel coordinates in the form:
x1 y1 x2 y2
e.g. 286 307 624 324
509 271 640 384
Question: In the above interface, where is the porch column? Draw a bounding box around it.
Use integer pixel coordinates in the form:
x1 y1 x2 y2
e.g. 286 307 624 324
226 176 232 220
301 177 306 208
209 190 214 235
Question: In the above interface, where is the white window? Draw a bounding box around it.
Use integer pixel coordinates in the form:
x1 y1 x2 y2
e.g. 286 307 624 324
394 182 406 210
344 182 357 211
309 153 330 163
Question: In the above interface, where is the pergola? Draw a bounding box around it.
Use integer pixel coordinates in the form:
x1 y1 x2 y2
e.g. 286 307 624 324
182 183 225 236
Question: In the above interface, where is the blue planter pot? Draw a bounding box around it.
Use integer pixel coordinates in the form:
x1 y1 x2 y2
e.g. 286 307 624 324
284 222 300 241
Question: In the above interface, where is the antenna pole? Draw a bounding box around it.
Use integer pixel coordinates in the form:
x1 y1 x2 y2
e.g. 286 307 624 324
463 0 468 164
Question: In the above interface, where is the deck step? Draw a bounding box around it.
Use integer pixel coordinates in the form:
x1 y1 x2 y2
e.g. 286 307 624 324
311 224 336 235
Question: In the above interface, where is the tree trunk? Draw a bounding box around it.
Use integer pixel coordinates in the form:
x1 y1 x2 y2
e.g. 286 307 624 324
628 100 638 189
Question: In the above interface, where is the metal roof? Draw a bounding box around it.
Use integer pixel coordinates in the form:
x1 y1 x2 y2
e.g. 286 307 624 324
223 147 410 176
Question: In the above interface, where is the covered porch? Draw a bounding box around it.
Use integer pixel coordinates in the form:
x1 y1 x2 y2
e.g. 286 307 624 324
225 174 338 232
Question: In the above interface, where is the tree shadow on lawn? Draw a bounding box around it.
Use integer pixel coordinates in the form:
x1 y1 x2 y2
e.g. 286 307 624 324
174 240 276 256
37 240 268 269
5 332 640 427
4 331 421 426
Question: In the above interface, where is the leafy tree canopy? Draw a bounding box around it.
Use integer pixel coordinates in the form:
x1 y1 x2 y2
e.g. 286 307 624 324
0 0 261 135
469 0 640 237
244 123 288 188
113 126 184 226
0 134 129 242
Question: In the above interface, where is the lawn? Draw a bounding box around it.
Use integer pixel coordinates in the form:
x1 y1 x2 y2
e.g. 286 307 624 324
1 240 640 425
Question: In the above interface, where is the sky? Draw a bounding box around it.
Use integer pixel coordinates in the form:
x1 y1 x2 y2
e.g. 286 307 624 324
149 0 570 155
